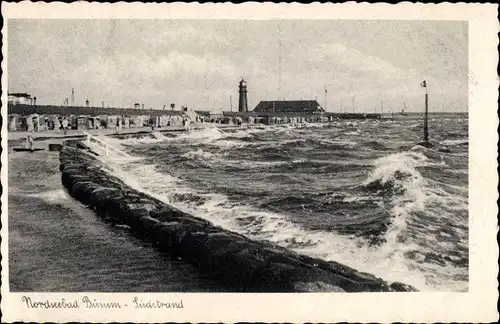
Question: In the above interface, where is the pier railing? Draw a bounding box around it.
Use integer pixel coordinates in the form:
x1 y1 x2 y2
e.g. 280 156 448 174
83 132 129 158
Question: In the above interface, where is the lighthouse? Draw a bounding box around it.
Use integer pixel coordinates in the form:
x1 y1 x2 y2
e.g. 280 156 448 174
238 78 248 112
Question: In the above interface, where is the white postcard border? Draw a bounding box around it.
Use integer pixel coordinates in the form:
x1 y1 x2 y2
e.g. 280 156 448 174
1 2 498 323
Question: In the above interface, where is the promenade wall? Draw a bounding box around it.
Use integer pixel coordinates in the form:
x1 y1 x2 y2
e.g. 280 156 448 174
59 140 417 292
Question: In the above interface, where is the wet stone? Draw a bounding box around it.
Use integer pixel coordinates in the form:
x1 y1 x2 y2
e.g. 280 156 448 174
71 182 102 204
390 281 418 292
293 281 346 292
88 188 123 212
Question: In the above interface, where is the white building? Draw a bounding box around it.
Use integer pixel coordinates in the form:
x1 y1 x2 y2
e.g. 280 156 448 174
8 93 34 105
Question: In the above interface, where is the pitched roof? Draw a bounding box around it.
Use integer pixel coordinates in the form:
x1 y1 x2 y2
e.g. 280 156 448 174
8 93 31 98
253 100 323 113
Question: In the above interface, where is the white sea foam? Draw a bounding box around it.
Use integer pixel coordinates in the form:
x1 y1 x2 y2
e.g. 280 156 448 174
439 139 468 146
173 127 226 142
364 151 427 186
446 168 468 175
95 148 467 291
208 139 251 149
364 152 427 250
181 148 288 169
318 138 358 148
136 131 170 143
30 189 71 202
181 149 218 161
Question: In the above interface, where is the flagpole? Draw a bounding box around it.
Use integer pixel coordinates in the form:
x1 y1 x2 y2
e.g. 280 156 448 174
424 81 429 142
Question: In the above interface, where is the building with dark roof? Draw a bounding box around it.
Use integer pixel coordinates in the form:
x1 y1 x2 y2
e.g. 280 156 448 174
253 100 324 113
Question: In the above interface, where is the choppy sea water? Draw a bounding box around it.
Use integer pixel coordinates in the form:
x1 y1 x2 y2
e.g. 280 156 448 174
102 115 468 291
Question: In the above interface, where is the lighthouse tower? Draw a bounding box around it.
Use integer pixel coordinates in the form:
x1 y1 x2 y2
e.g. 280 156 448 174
238 78 248 112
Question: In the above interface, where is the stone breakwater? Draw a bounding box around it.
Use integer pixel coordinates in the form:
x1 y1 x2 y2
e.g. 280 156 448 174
59 140 417 292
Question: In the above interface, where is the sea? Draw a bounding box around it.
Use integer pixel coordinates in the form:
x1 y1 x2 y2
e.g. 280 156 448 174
100 114 468 292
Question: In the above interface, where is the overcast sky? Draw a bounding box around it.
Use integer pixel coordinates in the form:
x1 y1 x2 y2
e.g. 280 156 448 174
8 19 467 112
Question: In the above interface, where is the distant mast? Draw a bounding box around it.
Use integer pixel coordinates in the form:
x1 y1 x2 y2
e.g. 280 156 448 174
322 86 327 123
324 85 328 111
278 23 282 100
421 80 429 142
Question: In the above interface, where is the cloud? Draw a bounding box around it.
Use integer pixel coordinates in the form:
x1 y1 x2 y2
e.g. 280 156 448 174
307 43 423 87
7 20 468 112
62 49 240 108
146 25 230 47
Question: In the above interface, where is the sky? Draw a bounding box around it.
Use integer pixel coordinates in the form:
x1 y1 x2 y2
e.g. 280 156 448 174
7 19 468 113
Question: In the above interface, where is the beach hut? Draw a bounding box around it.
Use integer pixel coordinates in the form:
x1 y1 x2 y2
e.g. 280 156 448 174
33 114 41 131
166 115 173 125
195 111 211 123
87 116 101 129
25 114 33 131
46 115 60 130
17 116 28 131
106 115 120 129
26 114 40 131
82 116 91 129
69 115 78 129
233 117 243 126
263 116 272 125
69 115 89 130
97 115 107 129
8 114 20 131
58 116 70 132
121 116 130 128
149 116 160 128
38 115 48 131
170 115 181 125
96 115 108 129
129 116 142 128
159 115 171 127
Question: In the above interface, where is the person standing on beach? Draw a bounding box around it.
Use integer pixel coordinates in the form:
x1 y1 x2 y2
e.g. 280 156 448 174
114 118 123 134
25 134 34 150
184 118 191 131
62 118 68 135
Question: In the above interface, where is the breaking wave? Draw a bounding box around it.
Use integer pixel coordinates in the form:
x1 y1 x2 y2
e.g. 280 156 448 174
97 150 466 291
94 117 468 292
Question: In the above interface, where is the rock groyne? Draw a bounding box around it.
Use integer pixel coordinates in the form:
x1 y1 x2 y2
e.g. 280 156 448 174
59 140 417 292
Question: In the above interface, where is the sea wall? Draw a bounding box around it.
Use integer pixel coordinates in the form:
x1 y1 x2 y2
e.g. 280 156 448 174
59 140 417 292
